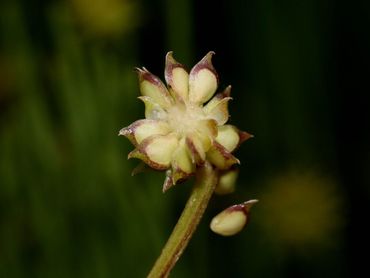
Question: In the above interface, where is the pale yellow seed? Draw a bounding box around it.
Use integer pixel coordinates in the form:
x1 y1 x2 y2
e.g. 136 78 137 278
210 210 247 236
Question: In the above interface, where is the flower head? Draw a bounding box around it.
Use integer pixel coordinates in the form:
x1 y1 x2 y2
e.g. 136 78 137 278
120 52 252 191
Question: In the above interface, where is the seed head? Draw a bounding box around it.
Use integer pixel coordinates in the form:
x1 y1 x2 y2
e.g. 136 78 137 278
119 52 252 192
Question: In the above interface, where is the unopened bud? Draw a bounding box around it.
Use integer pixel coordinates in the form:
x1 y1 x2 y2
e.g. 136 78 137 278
210 200 258 236
215 169 239 195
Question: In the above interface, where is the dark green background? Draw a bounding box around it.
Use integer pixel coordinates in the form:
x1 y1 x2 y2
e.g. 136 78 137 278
1 0 369 277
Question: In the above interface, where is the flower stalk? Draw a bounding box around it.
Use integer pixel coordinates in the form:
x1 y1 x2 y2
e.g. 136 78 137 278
147 162 218 278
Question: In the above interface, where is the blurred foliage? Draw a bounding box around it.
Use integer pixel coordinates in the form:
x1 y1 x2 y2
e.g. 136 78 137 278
1 0 369 277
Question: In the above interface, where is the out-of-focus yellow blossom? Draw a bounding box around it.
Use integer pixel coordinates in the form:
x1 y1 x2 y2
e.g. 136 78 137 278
70 0 139 37
258 169 344 251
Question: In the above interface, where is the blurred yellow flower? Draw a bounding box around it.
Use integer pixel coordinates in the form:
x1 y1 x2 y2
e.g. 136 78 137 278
70 0 139 37
258 169 344 252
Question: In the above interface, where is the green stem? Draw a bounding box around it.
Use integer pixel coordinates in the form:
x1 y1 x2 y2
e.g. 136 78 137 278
148 162 218 278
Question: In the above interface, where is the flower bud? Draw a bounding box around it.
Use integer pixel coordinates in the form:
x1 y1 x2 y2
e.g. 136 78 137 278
215 168 239 195
165 52 189 101
210 200 258 236
189 52 218 104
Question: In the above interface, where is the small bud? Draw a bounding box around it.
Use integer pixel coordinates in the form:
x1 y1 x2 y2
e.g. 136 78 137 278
215 168 239 195
119 119 171 146
204 96 232 125
189 52 218 104
165 52 189 101
138 96 167 121
206 142 240 170
210 200 258 236
128 133 179 170
215 125 253 153
171 139 194 185
136 67 172 108
203 86 232 125
215 125 240 153
186 133 206 165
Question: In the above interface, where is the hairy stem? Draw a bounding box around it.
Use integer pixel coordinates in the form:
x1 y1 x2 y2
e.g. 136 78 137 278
148 162 218 278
